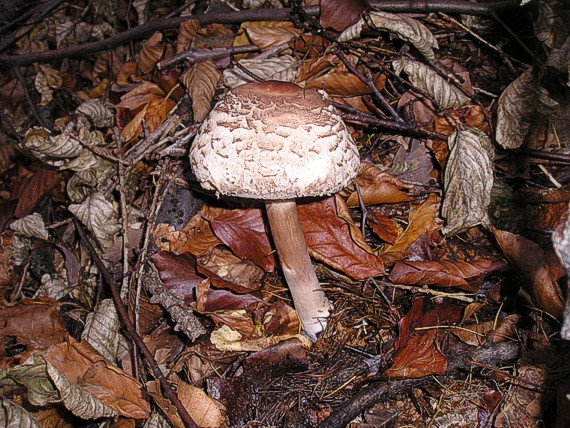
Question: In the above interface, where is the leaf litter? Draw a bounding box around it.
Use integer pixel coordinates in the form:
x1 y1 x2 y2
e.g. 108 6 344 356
0 0 570 427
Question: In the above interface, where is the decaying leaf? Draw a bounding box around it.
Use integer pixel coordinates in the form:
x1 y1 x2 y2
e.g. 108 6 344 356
34 66 62 105
180 59 222 123
495 69 559 149
223 55 298 88
210 324 310 352
366 11 439 59
492 226 564 320
69 193 120 252
76 99 114 127
0 396 43 428
385 330 447 378
81 299 129 364
553 202 570 338
393 58 471 110
9 213 48 240
442 127 494 235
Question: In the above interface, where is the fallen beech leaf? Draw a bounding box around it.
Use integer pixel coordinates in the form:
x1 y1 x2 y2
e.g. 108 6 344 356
451 320 494 347
151 251 204 305
138 32 164 75
382 193 440 255
208 207 276 273
44 339 150 419
209 309 256 336
177 19 201 53
223 55 298 88
180 59 222 123
305 69 370 97
491 226 564 320
243 21 300 51
385 330 447 379
0 298 67 356
345 161 413 206
178 381 227 428
34 66 62 105
0 397 43 428
298 195 384 279
210 325 311 352
320 0 369 32
263 301 301 336
389 259 505 292
367 212 402 245
442 126 494 235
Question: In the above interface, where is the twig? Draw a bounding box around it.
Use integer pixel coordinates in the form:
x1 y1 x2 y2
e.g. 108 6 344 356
157 44 260 69
73 219 199 428
0 1 520 68
378 280 476 303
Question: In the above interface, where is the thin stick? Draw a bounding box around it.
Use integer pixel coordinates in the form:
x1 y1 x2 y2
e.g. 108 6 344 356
73 219 199 428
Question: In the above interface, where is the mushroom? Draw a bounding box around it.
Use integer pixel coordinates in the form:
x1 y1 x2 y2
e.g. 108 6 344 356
190 81 360 340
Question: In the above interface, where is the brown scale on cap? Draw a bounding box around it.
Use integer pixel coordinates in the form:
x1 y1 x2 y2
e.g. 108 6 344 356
190 81 360 340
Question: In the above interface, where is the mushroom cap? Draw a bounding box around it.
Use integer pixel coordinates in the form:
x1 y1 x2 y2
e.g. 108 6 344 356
190 81 360 199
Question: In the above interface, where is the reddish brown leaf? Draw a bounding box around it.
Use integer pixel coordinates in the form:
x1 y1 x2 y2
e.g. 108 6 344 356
0 298 67 357
389 259 506 292
346 162 413 207
45 338 150 419
367 212 402 245
298 195 384 279
491 226 564 320
151 252 204 305
319 0 369 32
12 165 62 218
208 208 276 273
385 330 447 379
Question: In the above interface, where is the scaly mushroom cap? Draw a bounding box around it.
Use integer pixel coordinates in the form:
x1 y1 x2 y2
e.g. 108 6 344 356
190 81 360 199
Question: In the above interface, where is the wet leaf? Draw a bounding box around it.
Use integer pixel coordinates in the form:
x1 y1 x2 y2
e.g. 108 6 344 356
180 59 222 123
389 259 506 292
298 195 384 279
208 208 276 273
442 127 494 235
393 58 470 109
492 226 564 320
367 11 439 59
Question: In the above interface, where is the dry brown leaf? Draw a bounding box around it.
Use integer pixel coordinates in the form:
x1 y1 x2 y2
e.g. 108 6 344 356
177 19 201 53
180 59 222 123
491 226 564 320
382 193 440 254
367 213 402 245
138 32 164 75
178 381 227 428
451 320 494 347
45 338 150 419
320 0 369 32
298 195 384 279
345 161 413 206
244 21 300 51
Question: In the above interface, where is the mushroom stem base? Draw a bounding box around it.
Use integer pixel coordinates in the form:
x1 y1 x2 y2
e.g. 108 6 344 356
265 199 331 341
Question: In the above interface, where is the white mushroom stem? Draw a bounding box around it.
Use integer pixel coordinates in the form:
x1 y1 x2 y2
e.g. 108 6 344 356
265 199 331 341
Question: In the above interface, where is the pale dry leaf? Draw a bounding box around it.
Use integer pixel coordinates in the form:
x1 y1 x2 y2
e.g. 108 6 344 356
133 0 150 25
138 32 164 75
243 0 284 8
142 411 172 428
0 396 43 428
366 11 439 59
245 22 300 50
91 22 115 40
10 213 49 240
553 202 570 338
34 66 62 106
76 100 114 127
181 59 222 123
38 273 73 301
496 69 559 149
178 381 227 428
393 58 470 110
337 17 365 42
442 126 494 235
69 193 121 252
54 17 76 48
81 299 130 364
210 324 311 352
223 55 298 88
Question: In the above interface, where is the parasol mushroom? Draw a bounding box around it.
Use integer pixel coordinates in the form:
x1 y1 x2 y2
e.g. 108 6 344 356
190 81 360 340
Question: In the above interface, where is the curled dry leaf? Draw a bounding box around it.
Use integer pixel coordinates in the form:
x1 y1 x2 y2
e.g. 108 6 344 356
492 226 564 320
76 100 114 127
0 396 43 428
298 195 384 280
138 32 164 75
366 11 439 59
69 193 120 252
393 58 470 110
442 126 494 235
223 55 298 88
180 59 222 123
10 213 48 240
345 161 413 206
34 66 62 106
210 325 311 352
496 69 559 149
